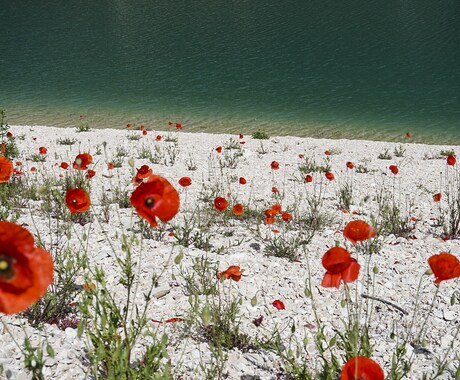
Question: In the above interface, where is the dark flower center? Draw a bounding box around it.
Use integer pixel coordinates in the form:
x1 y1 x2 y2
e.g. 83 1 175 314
144 197 155 208
0 254 14 280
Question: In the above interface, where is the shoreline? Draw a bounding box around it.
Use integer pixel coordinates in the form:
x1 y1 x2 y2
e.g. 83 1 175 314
2 124 460 378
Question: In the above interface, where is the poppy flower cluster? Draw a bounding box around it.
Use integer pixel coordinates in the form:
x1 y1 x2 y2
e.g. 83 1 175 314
130 174 180 228
0 156 13 183
264 203 292 224
0 221 54 315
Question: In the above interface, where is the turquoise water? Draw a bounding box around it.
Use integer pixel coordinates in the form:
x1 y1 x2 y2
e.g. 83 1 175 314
1 0 459 144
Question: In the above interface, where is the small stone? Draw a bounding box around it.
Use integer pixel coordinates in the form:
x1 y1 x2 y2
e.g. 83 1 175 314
152 286 171 299
65 327 77 341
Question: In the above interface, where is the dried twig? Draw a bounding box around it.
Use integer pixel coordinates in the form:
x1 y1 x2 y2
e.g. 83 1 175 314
362 293 409 315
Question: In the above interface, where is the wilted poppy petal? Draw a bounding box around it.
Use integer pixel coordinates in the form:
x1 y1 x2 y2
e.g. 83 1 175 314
272 299 285 310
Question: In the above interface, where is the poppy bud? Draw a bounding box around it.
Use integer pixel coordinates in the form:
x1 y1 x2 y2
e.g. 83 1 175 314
128 158 135 167
451 294 456 306
373 265 379 274
201 305 211 326
304 287 311 298
425 268 433 276
251 295 257 307
75 157 82 167
291 323 296 333
421 339 427 348
174 251 183 265
340 299 346 308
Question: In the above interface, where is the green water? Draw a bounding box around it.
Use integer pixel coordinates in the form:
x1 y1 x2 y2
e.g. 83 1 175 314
1 0 459 144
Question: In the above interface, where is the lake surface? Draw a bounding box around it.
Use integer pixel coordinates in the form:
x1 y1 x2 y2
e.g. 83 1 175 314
1 0 459 144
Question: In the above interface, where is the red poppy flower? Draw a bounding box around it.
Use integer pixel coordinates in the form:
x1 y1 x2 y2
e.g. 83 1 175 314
60 162 69 170
168 121 173 126
346 161 354 169
343 220 376 245
130 175 180 228
175 123 182 129
178 177 192 187
218 266 244 282
239 177 247 185
281 212 292 222
272 186 279 194
16 161 21 166
264 216 275 225
239 134 244 139
305 175 313 183
72 153 93 170
233 203 244 215
126 123 132 128
0 156 14 183
406 132 411 138
0 221 54 315
298 154 305 159
271 161 280 170
39 147 47 155
325 172 334 181
271 203 282 214
107 162 114 170
134 165 153 185
30 167 37 172
156 135 162 141
142 130 147 136
214 197 228 212
6 132 13 138
140 125 145 130
433 193 442 202
272 299 285 310
85 169 96 179
389 165 398 175
65 188 91 214
428 252 460 284
447 155 456 166
321 246 360 288
265 209 276 218
216 146 222 153
340 356 384 380
325 150 331 155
